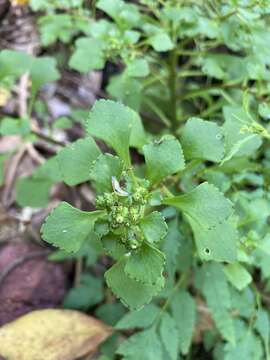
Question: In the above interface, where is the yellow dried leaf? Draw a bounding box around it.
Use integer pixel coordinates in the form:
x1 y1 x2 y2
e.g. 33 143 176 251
0 88 10 107
0 309 112 360
10 0 29 5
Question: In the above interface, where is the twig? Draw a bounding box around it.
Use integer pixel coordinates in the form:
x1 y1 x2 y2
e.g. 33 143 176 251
31 129 67 147
154 271 189 325
18 73 29 118
25 143 45 164
2 145 27 206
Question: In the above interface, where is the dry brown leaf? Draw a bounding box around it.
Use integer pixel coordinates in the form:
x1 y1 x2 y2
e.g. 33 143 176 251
0 309 112 360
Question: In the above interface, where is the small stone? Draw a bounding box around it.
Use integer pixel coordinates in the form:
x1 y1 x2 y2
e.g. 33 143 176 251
0 242 67 325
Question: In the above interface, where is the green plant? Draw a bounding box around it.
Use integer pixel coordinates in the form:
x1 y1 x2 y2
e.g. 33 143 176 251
39 94 269 358
2 0 270 359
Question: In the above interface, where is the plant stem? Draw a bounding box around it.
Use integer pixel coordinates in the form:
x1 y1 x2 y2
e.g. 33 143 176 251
91 0 96 19
162 185 174 198
143 98 171 128
168 48 178 132
177 70 204 78
154 271 189 325
74 258 83 288
178 82 242 101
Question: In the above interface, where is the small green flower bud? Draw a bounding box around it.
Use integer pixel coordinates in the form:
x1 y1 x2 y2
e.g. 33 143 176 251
130 239 139 249
116 215 124 224
133 186 148 204
96 195 105 209
122 206 129 217
104 192 116 207
129 207 140 222
133 192 141 202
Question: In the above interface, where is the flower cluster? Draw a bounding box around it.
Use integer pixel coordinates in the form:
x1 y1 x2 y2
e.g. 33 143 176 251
96 184 148 250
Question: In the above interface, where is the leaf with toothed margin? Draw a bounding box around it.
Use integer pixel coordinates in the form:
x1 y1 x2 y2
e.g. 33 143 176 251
224 262 252 290
69 37 105 73
124 243 165 285
105 257 165 310
160 312 180 360
188 216 237 263
101 233 126 260
57 137 101 186
30 57 60 95
117 326 163 360
140 211 168 244
143 135 185 184
16 177 52 208
181 117 225 162
149 32 174 52
200 263 235 344
87 99 146 165
164 183 235 262
41 202 105 253
115 304 160 330
171 290 196 355
89 153 124 193
164 182 234 230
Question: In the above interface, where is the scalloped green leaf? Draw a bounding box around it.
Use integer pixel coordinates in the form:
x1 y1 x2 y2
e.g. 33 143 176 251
181 117 225 162
30 57 60 95
16 177 52 208
41 202 105 253
57 137 101 186
34 156 62 183
87 99 146 165
201 263 235 344
222 105 262 162
107 74 142 110
69 37 105 73
15 155 62 208
188 217 237 263
149 32 174 52
159 312 179 360
97 0 140 26
255 309 270 355
171 290 196 355
96 0 124 19
224 263 252 291
164 182 234 229
101 233 126 260
0 50 31 80
0 117 30 136
140 211 168 244
126 58 150 78
89 153 124 193
117 327 163 360
105 257 164 310
164 183 235 262
124 243 165 285
115 304 159 330
143 136 185 184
